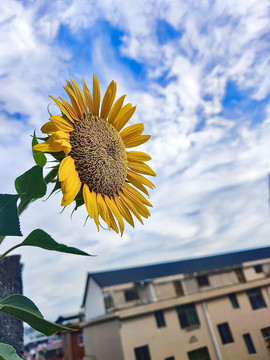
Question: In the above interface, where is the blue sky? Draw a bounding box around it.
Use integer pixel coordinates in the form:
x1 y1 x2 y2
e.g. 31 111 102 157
1 0 270 320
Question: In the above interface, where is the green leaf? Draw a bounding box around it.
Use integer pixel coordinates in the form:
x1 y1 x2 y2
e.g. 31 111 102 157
0 194 22 237
0 343 22 360
15 166 46 201
0 295 73 336
19 229 92 256
32 131 47 167
0 229 93 261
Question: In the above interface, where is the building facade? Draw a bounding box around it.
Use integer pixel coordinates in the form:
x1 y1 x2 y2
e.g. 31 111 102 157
81 247 270 360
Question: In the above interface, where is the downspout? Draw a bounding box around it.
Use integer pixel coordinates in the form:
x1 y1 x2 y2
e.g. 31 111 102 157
202 301 223 360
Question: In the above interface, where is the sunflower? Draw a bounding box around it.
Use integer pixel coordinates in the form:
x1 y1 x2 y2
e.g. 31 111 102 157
33 75 155 235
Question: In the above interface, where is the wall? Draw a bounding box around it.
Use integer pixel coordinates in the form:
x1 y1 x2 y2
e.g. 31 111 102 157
85 277 106 320
83 318 124 360
0 255 24 356
120 305 217 360
206 286 270 360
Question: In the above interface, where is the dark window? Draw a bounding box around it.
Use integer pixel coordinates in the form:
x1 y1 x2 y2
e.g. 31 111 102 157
176 303 200 329
154 310 166 328
261 326 270 347
254 264 263 273
217 323 234 344
124 288 139 302
228 293 239 308
243 333 256 354
77 332 84 345
246 288 266 310
165 357 175 360
104 293 114 310
134 345 151 360
173 280 184 296
197 275 209 287
235 268 246 282
188 346 211 360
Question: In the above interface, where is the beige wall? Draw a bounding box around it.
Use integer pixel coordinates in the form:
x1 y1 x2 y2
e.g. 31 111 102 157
120 305 217 360
206 287 270 360
83 318 124 360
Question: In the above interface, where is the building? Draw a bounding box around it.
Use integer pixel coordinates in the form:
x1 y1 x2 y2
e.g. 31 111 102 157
81 246 270 360
24 327 63 360
56 312 85 360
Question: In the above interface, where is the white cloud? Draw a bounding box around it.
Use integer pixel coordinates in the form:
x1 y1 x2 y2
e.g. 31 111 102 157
1 0 270 320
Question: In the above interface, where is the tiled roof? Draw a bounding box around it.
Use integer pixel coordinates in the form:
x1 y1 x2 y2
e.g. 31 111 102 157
82 246 270 306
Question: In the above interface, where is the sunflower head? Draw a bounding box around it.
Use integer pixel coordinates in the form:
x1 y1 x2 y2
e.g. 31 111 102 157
33 75 155 235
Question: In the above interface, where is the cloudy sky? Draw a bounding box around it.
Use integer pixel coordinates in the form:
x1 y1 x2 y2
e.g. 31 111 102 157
1 0 270 320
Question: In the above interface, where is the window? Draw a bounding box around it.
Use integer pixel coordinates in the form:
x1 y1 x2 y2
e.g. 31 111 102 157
243 333 256 354
261 326 270 348
154 310 166 328
254 264 263 273
134 345 151 360
176 303 200 329
197 275 209 287
217 322 234 344
104 292 114 310
124 288 139 302
77 332 84 346
246 287 267 310
228 293 239 308
173 280 184 296
235 268 246 282
188 346 211 360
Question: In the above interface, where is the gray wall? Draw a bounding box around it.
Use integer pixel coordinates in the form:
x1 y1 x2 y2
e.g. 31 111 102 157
0 255 24 356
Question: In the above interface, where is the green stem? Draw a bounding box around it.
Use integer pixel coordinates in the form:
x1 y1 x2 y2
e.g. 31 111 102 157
0 244 22 261
0 236 5 246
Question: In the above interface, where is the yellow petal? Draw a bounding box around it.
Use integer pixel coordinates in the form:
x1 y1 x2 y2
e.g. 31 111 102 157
41 122 58 134
100 81 117 120
127 151 151 162
120 123 144 142
122 185 150 218
108 210 119 234
127 170 155 189
47 131 69 143
93 74 100 116
123 183 152 207
119 192 144 224
33 142 63 153
58 156 75 181
127 174 149 196
50 115 74 132
105 196 124 236
58 97 78 121
108 95 126 124
61 169 81 206
64 83 83 119
69 78 88 115
83 185 99 231
96 193 110 228
60 140 72 154
114 105 136 132
49 96 74 123
114 196 134 228
128 162 156 176
125 135 151 148
82 79 95 114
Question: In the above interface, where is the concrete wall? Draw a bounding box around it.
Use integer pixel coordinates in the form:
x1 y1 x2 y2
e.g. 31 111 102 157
85 277 106 320
120 305 217 360
206 287 270 360
83 318 124 360
0 255 23 356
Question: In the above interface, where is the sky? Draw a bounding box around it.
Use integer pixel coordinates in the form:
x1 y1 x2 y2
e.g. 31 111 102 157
1 0 270 321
